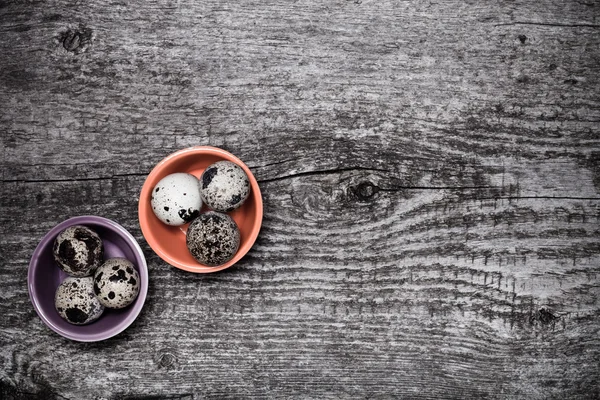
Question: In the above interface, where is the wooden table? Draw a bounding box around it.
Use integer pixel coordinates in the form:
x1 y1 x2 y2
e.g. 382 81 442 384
1 0 599 398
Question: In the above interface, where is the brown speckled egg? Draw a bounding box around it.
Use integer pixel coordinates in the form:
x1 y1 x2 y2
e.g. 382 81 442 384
93 258 140 309
53 225 104 277
186 211 240 266
200 161 250 212
55 277 105 325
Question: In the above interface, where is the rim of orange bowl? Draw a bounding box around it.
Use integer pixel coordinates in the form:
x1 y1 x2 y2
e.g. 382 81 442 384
138 146 263 273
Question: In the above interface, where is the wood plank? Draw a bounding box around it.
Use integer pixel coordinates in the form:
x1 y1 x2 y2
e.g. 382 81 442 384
1 0 599 398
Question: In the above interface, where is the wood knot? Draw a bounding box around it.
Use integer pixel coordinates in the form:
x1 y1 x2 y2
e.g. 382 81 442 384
155 351 177 370
531 308 558 326
353 181 379 201
61 27 93 54
518 34 527 44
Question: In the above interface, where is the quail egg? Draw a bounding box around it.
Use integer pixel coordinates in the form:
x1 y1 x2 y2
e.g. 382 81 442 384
151 173 202 226
55 277 105 325
186 211 241 266
53 225 104 277
200 161 250 212
93 258 140 309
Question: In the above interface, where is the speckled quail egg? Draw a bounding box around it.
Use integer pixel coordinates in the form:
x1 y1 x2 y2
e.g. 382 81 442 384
53 225 104 277
55 277 105 325
200 161 250 212
151 173 202 226
93 258 140 309
186 211 241 266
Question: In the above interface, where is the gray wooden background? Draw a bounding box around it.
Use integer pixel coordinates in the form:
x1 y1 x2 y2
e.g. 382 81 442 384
1 0 599 398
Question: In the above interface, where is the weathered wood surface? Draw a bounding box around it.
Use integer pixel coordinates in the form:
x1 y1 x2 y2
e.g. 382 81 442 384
1 0 600 398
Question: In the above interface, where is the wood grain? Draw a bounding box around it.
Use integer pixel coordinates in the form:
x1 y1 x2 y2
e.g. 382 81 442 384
1 0 599 398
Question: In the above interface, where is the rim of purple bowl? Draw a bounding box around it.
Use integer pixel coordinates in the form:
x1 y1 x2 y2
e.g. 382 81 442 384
28 216 148 342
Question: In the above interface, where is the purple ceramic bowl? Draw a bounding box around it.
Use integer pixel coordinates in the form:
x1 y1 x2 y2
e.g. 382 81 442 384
28 216 148 342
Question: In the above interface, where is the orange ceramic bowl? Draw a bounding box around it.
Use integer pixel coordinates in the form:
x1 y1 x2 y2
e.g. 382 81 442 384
138 146 263 273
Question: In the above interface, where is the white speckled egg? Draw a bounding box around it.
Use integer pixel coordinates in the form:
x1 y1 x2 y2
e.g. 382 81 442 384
55 277 105 325
93 258 140 309
200 161 250 212
151 173 202 226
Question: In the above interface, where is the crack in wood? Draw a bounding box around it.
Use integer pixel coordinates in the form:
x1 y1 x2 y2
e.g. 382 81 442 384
1 173 147 183
380 185 499 191
257 166 391 183
494 21 600 28
480 196 600 201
